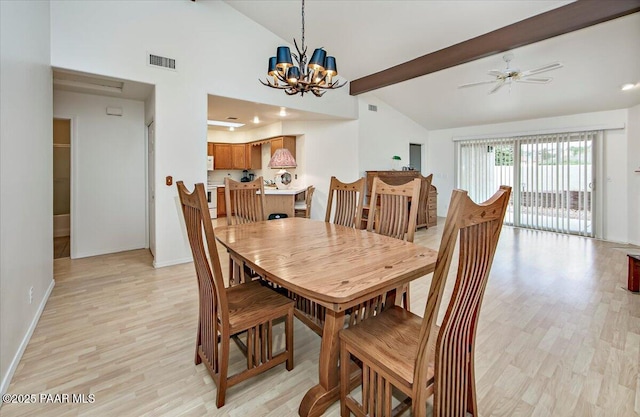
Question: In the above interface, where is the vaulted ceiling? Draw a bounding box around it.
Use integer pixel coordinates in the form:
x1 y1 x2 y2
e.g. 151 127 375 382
222 0 640 130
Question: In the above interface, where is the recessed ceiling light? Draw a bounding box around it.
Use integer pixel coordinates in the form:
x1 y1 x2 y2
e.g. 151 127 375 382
279 107 287 117
207 120 245 128
253 116 260 124
621 83 637 91
229 126 235 132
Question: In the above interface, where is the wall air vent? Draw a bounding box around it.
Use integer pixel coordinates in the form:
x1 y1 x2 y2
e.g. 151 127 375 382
148 53 176 71
368 104 378 112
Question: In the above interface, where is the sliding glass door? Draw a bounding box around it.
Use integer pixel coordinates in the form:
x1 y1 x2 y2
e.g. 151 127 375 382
457 131 597 236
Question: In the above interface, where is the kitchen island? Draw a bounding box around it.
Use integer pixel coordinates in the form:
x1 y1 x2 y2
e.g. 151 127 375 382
261 186 306 218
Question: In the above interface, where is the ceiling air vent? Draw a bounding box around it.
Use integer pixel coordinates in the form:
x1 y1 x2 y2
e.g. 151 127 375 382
368 104 378 112
148 53 176 71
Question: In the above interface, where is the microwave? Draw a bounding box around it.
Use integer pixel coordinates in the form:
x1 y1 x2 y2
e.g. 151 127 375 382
207 155 214 171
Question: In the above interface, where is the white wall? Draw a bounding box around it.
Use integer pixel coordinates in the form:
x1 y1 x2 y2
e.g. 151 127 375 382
628 104 640 246
357 94 429 175
54 91 147 258
428 109 634 243
282 120 360 220
0 0 53 396
50 0 358 267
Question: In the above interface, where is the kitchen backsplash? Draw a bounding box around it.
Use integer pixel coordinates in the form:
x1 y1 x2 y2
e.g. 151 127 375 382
207 168 298 185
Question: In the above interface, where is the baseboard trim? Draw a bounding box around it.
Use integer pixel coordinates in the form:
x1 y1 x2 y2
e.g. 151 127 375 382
0 279 55 398
153 256 192 268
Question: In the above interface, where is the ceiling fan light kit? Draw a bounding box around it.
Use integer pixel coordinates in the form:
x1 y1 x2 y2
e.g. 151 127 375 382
458 53 563 94
260 0 346 97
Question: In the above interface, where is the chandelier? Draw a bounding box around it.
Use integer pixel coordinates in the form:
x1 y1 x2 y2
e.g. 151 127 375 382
260 0 345 97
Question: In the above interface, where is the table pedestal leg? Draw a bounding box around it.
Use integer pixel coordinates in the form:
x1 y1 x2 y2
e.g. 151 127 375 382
299 310 344 417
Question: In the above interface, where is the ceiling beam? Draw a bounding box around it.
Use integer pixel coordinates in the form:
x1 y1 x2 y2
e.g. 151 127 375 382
349 0 640 95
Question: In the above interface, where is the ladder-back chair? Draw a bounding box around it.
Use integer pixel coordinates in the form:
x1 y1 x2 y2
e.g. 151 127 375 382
176 181 294 408
340 186 512 417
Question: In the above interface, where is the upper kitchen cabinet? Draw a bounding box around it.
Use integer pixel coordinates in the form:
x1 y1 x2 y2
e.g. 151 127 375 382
231 144 246 170
245 144 261 170
212 142 262 170
213 143 232 169
270 136 296 158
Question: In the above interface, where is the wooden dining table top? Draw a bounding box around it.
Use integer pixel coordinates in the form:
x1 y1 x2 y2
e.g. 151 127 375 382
214 217 438 311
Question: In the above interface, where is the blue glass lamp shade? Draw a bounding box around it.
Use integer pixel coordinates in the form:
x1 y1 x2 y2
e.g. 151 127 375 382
308 48 327 71
324 56 337 75
276 46 293 70
286 66 301 83
268 56 279 76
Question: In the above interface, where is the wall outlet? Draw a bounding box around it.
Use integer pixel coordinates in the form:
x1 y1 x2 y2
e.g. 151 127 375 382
29 286 33 304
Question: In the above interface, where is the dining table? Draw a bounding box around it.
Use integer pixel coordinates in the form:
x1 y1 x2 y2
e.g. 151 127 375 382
214 217 438 417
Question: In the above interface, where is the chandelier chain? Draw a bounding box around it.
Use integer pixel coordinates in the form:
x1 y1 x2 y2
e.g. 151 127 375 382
301 0 305 51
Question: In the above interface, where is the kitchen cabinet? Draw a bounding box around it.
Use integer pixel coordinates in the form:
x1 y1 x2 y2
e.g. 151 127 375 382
217 187 226 217
212 143 261 170
270 136 296 158
213 144 232 169
207 142 214 156
245 144 262 170
231 144 245 169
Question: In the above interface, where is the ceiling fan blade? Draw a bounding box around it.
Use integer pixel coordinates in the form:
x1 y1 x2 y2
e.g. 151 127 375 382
458 80 498 89
489 80 506 94
487 70 505 77
519 62 563 77
516 77 552 84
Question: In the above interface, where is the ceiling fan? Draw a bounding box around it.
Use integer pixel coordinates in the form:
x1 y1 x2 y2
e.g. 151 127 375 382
458 53 563 94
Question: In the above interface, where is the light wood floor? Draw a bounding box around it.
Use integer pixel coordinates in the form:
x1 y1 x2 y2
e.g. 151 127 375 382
3 219 639 416
53 236 70 259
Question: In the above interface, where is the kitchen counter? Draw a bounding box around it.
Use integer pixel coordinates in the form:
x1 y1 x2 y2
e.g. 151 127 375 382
261 186 306 195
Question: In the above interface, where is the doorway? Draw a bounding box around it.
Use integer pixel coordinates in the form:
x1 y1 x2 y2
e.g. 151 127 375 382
409 143 422 172
53 118 71 258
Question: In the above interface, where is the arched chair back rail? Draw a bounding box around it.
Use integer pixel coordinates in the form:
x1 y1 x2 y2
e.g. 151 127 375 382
339 185 512 417
325 176 366 228
176 181 294 408
224 176 266 285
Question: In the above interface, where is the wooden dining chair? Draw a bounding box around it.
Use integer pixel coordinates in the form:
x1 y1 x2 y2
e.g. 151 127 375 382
325 176 366 228
224 176 266 285
224 176 266 225
417 173 433 229
366 176 421 309
294 185 315 218
340 186 512 417
176 181 294 408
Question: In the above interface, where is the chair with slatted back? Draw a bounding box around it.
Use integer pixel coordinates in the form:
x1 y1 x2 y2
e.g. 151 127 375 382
366 176 421 309
418 173 433 229
176 181 294 408
340 186 512 417
294 185 315 218
224 176 266 285
325 176 366 228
